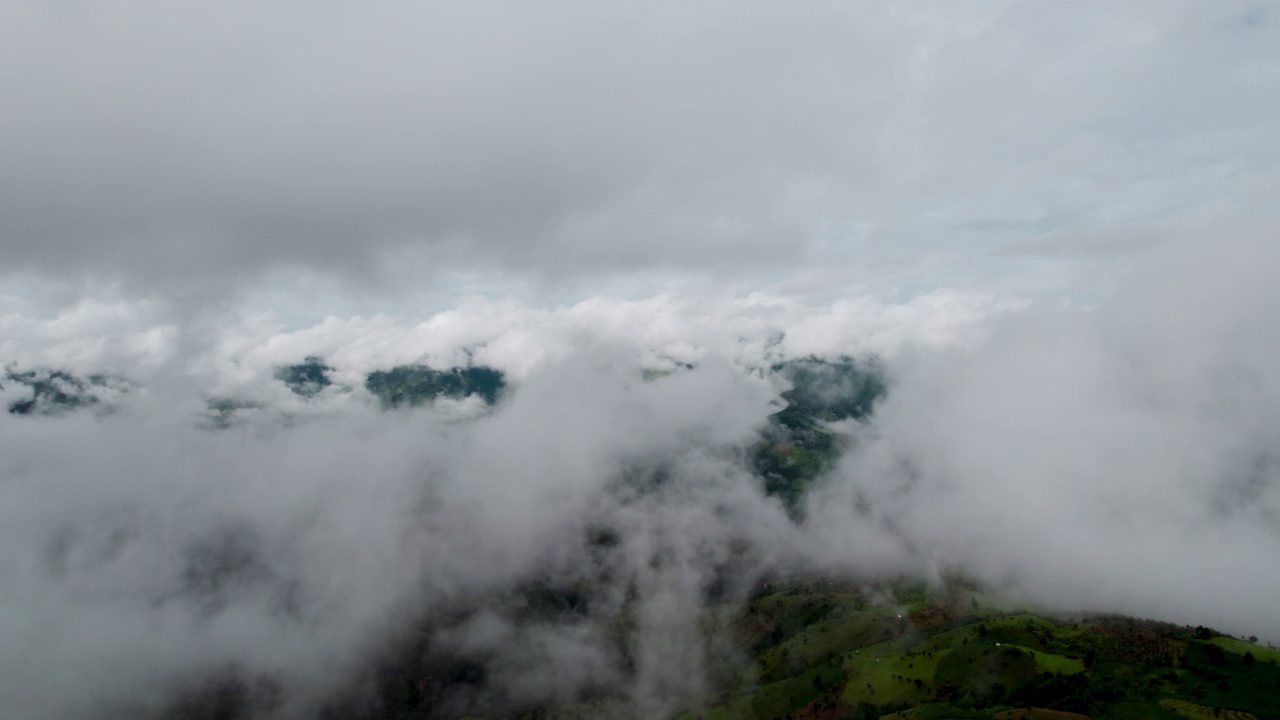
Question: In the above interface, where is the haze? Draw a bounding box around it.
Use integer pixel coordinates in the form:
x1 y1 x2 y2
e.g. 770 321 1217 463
1 2 1277 718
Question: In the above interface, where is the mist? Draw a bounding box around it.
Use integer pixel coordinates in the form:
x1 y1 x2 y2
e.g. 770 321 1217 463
804 233 1280 633
1 232 1277 717
2 0 1278 717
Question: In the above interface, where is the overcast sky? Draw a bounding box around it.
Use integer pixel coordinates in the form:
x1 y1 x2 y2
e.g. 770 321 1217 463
3 3 1280 718
2 0 1275 305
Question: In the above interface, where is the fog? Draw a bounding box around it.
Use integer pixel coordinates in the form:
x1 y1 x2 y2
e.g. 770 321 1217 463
2 1 1278 717
1 233 1278 717
804 232 1280 631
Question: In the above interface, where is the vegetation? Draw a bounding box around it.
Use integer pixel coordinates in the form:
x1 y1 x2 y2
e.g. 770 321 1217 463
307 577 1280 720
660 581 1280 720
752 356 887 508
774 356 887 424
25 355 1279 720
365 365 506 409
274 356 334 398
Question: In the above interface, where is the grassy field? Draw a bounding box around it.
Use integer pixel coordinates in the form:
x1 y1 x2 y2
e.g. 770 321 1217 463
670 579 1280 720
1207 637 1280 664
280 574 1280 720
1160 698 1258 720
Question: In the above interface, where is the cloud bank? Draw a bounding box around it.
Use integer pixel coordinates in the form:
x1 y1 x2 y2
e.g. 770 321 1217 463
805 233 1280 634
0 232 1278 718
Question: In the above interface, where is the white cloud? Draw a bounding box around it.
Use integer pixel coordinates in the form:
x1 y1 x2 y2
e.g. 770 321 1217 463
803 230 1280 638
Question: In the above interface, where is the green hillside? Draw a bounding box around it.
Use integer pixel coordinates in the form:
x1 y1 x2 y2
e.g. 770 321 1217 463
662 579 1280 720
752 356 886 509
163 577 1274 720
489 579 1278 720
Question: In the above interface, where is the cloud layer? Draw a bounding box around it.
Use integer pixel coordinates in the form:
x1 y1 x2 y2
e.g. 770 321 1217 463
0 232 1278 717
2 1 1276 291
806 233 1280 636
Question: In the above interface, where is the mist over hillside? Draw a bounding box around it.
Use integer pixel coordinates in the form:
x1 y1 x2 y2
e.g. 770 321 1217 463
2 234 1278 718
2 1 1278 717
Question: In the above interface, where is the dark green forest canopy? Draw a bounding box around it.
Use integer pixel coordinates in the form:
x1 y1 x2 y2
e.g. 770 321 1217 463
754 356 888 507
274 356 334 398
365 364 506 409
773 355 887 425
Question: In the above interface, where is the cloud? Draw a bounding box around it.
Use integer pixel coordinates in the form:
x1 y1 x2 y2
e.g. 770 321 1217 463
803 230 1280 637
0 279 1005 717
1 1 1275 293
1 1 1278 716
0 230 1278 716
0 352 780 718
0 296 177 373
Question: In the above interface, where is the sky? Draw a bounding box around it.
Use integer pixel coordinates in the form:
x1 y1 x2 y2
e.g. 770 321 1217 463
1 2 1279 718
3 0 1275 302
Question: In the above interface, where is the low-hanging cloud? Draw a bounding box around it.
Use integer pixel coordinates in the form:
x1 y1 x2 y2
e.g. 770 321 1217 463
0 231 1278 717
0 351 787 718
804 231 1280 637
